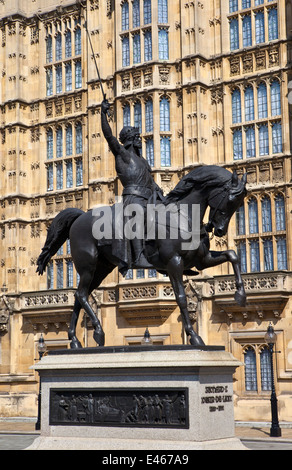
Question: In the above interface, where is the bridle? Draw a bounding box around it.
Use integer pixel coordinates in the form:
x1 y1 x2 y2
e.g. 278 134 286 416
205 181 232 234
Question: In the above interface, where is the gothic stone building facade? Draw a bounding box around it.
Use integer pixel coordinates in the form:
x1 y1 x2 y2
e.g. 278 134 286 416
0 0 292 423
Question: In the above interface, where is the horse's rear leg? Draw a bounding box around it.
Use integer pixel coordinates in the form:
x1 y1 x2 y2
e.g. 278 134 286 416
68 298 83 349
75 256 115 347
76 268 105 346
167 256 205 347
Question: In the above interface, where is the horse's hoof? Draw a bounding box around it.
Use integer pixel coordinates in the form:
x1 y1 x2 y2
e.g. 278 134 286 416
94 329 105 347
189 333 205 347
234 290 246 307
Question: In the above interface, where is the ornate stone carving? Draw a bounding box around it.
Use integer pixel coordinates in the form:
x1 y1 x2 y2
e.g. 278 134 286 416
0 295 14 335
255 50 266 70
121 73 130 92
159 66 170 85
216 275 279 294
269 46 279 67
242 53 253 74
144 68 153 87
122 286 157 300
272 161 284 182
259 163 270 183
229 56 240 76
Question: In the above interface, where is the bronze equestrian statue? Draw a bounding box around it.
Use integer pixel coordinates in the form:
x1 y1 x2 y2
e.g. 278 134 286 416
37 103 247 349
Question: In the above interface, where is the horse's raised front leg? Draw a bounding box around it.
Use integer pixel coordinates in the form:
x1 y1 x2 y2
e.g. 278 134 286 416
167 255 205 347
199 249 246 307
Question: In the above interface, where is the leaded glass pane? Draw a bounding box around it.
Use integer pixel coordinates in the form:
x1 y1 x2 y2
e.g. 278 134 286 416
245 347 257 391
260 347 272 391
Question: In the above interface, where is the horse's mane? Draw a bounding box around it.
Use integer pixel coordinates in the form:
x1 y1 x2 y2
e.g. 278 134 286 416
165 165 234 203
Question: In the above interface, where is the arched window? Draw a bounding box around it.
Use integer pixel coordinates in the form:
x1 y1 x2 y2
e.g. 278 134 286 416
245 86 254 121
268 8 278 41
146 138 154 167
123 104 131 127
56 161 63 190
160 136 171 167
230 18 239 50
260 346 272 391
75 27 81 56
47 262 54 290
248 197 258 234
46 35 53 63
144 0 152 24
47 129 53 160
67 260 74 288
263 239 274 271
232 89 241 124
242 15 252 47
56 260 64 289
255 11 265 44
133 33 141 64
56 65 63 94
75 123 83 155
277 237 288 270
236 204 245 235
46 67 53 96
237 241 247 273
65 30 72 58
75 60 82 88
134 101 142 133
250 240 260 272
122 36 130 67
261 196 272 232
242 0 251 10
158 0 168 23
122 1 129 31
158 29 169 60
76 159 83 187
257 83 268 119
271 80 281 116
66 160 73 188
275 194 285 231
244 347 257 391
133 0 140 28
145 99 153 133
47 163 53 192
144 30 152 61
259 124 269 156
246 126 256 158
65 63 72 91
56 127 63 158
66 125 73 156
160 97 170 132
229 0 238 13
233 129 243 160
55 33 62 61
272 122 282 154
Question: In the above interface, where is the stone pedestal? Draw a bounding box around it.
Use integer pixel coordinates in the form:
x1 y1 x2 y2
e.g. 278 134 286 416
27 345 246 450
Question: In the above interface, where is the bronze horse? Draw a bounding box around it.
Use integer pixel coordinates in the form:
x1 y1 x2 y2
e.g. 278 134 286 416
37 165 247 349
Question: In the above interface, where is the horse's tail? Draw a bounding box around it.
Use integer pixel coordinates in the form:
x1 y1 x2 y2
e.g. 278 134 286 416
36 208 84 275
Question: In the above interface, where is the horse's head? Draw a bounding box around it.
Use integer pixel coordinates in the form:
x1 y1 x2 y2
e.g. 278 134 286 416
207 171 247 238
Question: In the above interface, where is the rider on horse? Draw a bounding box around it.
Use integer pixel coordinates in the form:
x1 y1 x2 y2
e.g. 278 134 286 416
101 98 165 275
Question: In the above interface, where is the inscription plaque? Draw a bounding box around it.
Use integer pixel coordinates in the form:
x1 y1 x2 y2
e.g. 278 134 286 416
201 385 233 413
50 388 189 429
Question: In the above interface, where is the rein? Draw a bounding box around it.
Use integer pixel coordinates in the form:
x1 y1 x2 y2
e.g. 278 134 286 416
205 181 232 234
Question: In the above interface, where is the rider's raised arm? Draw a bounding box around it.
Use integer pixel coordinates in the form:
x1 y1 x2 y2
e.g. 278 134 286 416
101 100 123 158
